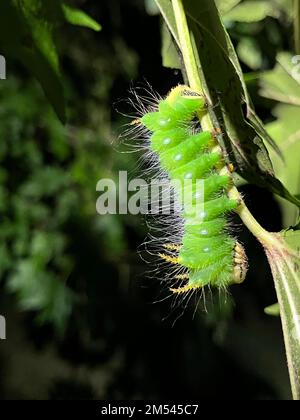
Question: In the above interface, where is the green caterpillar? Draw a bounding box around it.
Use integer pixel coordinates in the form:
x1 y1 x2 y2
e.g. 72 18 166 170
139 85 248 294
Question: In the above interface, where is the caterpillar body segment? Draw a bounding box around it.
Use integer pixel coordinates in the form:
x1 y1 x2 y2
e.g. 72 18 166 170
140 85 248 293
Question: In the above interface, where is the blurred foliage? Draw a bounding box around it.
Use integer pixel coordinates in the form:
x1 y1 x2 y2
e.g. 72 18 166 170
0 74 131 332
0 1 140 332
261 53 300 224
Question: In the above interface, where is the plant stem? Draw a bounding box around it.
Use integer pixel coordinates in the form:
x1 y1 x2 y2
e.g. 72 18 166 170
171 0 274 247
172 0 202 92
295 0 300 54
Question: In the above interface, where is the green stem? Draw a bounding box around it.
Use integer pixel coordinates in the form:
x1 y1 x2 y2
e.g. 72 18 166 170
295 0 300 54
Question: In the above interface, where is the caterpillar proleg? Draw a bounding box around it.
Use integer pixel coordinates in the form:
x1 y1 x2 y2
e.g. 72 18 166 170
136 85 248 294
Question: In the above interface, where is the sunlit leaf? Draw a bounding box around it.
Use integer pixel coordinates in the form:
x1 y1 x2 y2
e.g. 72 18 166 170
145 0 160 15
260 52 300 106
266 105 300 226
265 230 300 399
261 53 300 226
215 0 242 15
62 3 101 31
223 1 274 22
237 38 263 70
264 302 280 316
0 0 66 122
161 22 181 69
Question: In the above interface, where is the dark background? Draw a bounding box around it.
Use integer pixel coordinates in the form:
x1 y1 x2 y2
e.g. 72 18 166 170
0 0 291 400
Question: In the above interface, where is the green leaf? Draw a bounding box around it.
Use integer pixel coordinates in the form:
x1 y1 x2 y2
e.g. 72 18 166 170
265 230 300 399
161 22 181 69
237 38 263 70
273 0 293 18
261 53 300 225
215 0 242 15
62 3 101 31
223 1 274 22
0 0 66 122
216 0 293 21
0 0 101 122
264 302 280 316
16 0 63 71
154 0 180 45
145 0 160 15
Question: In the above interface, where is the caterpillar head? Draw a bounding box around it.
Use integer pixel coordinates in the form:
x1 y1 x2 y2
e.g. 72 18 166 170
233 242 248 284
167 85 206 108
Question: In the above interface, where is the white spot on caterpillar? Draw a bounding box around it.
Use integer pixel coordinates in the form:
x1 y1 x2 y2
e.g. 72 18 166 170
174 153 182 161
184 173 193 179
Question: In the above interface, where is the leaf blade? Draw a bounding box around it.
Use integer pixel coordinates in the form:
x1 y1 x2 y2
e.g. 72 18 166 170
62 4 101 31
265 230 300 400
